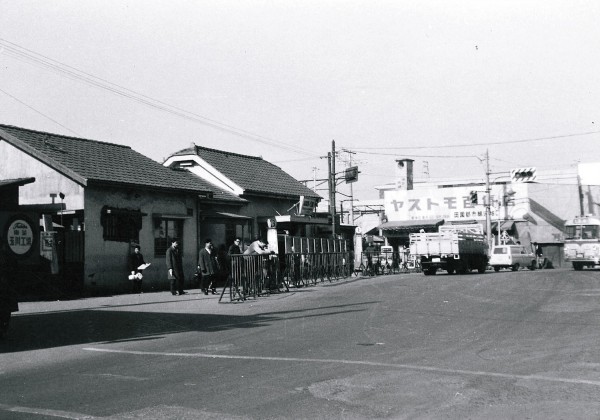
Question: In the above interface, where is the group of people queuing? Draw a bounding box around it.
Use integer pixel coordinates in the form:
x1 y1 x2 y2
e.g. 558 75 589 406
128 236 272 295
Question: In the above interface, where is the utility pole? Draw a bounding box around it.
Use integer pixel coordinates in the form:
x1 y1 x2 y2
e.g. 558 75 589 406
329 140 337 237
577 173 585 216
485 149 493 251
346 149 356 225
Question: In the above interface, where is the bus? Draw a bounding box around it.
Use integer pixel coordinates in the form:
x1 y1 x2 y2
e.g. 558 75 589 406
564 215 600 270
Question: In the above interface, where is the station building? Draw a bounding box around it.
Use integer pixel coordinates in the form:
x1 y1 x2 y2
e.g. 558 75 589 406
0 124 322 297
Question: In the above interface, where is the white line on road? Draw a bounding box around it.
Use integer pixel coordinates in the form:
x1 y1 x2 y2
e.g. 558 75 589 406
83 347 600 388
0 403 95 419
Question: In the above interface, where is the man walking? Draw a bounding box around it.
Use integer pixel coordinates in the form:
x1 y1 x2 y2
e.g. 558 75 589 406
166 238 186 296
198 238 219 295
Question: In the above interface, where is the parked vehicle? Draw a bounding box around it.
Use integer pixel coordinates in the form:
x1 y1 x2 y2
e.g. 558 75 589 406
409 225 488 275
379 245 394 267
489 245 537 271
0 274 19 338
563 215 600 270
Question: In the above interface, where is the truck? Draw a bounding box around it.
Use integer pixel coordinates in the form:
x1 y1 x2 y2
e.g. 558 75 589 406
409 224 488 275
563 215 600 270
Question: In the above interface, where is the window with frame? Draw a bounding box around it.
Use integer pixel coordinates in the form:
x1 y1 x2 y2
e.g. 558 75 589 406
154 218 183 257
226 221 252 248
101 206 142 242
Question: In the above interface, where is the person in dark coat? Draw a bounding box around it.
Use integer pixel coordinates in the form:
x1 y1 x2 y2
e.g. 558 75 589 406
166 238 186 296
197 238 219 295
128 244 146 293
228 238 242 256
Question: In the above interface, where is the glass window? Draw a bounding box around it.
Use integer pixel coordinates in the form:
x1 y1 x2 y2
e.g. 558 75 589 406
566 225 599 240
101 206 141 242
154 218 183 257
565 225 580 239
582 226 599 239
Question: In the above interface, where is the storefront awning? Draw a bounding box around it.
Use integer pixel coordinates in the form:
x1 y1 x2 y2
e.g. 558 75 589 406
0 177 35 188
152 213 192 219
378 219 444 233
491 220 518 233
275 214 330 225
200 211 252 220
365 234 385 243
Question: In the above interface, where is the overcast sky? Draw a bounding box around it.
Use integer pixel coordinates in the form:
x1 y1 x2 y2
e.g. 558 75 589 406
1 1 599 202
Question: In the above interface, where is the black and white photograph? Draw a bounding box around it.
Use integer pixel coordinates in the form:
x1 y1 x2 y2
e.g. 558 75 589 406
1 1 600 418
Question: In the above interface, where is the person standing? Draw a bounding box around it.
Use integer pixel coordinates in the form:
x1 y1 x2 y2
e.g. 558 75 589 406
128 244 146 293
228 237 242 256
243 236 269 255
166 238 186 296
534 242 544 269
198 238 219 295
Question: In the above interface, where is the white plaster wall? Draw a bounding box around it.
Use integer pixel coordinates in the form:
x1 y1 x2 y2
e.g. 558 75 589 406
0 141 84 209
527 183 581 220
84 186 198 294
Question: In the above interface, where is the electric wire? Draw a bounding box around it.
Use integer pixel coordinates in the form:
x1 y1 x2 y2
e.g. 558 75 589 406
0 38 319 157
347 130 600 151
0 87 82 137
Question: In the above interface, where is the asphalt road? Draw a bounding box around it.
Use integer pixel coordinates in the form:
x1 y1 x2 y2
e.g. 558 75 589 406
2 268 600 419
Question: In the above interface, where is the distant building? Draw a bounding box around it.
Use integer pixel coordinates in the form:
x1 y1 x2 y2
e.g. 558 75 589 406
359 159 600 268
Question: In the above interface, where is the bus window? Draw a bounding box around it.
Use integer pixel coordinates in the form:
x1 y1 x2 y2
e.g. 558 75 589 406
583 226 599 239
565 225 581 240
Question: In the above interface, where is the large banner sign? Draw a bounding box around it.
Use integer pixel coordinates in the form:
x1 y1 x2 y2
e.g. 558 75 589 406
384 186 503 222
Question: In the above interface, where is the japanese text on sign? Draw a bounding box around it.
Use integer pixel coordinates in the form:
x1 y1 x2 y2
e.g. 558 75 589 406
384 187 502 222
7 219 34 255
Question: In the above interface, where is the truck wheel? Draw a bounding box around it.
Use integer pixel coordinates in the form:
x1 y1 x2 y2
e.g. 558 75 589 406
446 268 455 275
573 262 584 271
494 266 500 272
477 265 486 274
528 260 537 270
511 263 520 271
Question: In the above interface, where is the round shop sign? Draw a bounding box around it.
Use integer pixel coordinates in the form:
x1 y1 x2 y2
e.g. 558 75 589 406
6 218 34 256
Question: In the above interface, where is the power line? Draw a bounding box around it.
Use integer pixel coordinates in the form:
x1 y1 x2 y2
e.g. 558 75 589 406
0 38 319 158
0 87 82 136
347 130 600 151
351 151 481 158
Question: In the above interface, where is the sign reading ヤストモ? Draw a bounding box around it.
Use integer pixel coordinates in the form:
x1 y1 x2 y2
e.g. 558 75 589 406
384 187 501 222
7 218 34 255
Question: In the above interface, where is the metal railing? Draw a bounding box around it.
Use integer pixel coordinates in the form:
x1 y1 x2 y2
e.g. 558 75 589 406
220 252 353 302
357 251 421 276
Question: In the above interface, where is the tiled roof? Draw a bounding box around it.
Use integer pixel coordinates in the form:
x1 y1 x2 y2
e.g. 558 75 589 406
171 145 321 199
0 125 243 201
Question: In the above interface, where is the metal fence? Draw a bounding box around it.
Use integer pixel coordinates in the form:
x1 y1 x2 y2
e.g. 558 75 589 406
220 252 353 302
357 251 421 276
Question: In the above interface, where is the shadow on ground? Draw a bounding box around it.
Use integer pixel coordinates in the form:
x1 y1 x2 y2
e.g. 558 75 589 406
0 300 375 353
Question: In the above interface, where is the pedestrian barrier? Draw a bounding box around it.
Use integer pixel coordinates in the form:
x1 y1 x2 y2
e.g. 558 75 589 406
219 252 353 303
356 251 420 276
